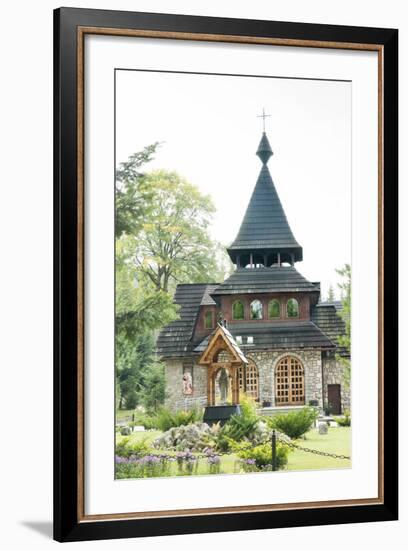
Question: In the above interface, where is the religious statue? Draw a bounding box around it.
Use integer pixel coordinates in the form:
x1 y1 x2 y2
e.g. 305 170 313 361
218 368 229 404
182 371 193 395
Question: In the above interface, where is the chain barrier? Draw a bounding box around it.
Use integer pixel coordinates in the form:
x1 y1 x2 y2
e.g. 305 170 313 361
151 434 350 461
276 433 350 460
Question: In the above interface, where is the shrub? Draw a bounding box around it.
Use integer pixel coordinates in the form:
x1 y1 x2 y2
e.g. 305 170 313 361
267 407 318 439
129 407 203 431
237 442 290 471
335 411 351 427
115 436 151 458
216 415 259 451
215 397 267 451
155 407 203 432
239 394 259 421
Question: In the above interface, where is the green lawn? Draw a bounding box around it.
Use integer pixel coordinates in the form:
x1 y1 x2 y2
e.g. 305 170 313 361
116 409 136 422
116 426 351 477
286 427 351 471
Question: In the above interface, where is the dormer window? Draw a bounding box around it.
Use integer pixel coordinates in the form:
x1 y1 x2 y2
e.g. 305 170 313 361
250 299 263 320
287 298 299 318
204 310 214 329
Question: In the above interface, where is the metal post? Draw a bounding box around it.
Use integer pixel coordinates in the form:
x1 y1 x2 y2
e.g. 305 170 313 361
271 429 277 471
131 413 135 432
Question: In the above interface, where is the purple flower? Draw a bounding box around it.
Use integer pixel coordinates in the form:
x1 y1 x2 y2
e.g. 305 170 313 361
176 451 196 461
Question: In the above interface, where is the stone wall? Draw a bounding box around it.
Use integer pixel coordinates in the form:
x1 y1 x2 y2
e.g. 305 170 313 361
164 359 207 411
246 349 323 408
322 355 351 412
164 349 325 411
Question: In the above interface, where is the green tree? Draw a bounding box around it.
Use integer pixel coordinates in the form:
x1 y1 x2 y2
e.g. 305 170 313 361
142 362 166 413
115 237 178 409
130 169 226 292
115 143 159 238
327 284 335 302
116 332 158 410
336 264 351 388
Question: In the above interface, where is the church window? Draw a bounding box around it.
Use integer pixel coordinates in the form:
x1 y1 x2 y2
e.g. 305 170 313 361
268 299 280 318
286 298 299 318
232 300 245 320
250 299 263 319
204 310 214 329
275 356 305 406
238 361 259 400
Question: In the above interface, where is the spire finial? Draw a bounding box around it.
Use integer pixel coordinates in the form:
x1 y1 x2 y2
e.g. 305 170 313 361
257 107 271 133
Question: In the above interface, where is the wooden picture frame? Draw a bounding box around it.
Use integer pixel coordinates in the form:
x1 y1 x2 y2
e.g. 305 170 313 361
54 7 398 542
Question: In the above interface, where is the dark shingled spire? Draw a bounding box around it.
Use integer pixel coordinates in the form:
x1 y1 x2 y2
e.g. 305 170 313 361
227 132 303 266
256 132 273 164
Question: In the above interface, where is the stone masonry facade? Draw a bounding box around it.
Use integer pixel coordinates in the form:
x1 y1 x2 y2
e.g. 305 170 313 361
322 355 351 413
165 349 328 411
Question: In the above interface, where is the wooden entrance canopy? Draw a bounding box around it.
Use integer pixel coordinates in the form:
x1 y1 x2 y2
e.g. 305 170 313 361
198 324 248 406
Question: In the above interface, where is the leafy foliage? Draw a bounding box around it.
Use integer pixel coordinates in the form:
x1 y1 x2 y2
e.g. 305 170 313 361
336 263 351 388
154 407 203 432
115 146 230 413
115 436 151 458
216 396 261 451
335 410 351 427
237 442 290 470
129 169 230 292
267 407 318 439
115 143 160 238
130 407 204 431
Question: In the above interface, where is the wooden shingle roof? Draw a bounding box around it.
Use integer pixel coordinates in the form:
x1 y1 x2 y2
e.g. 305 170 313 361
211 266 319 296
311 302 349 357
194 320 335 353
156 283 219 358
227 132 302 263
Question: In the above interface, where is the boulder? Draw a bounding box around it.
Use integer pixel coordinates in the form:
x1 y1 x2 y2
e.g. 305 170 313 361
318 422 329 435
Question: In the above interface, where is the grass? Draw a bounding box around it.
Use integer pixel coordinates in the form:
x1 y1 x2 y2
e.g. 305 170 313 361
116 409 136 422
286 427 351 471
117 429 162 446
116 426 351 477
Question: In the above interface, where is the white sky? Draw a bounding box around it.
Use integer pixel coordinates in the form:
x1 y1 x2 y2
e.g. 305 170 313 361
116 69 351 300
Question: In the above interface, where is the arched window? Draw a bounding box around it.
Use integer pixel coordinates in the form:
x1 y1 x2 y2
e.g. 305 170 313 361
204 310 214 329
238 361 259 400
275 356 305 406
250 299 263 320
268 299 280 318
286 298 299 318
232 300 244 320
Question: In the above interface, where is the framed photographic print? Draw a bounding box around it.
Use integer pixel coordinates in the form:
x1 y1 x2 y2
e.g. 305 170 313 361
54 7 398 542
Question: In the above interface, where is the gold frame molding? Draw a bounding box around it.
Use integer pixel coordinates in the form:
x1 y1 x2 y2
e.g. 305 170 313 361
76 27 384 523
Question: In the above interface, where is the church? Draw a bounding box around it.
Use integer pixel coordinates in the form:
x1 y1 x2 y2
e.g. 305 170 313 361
157 127 350 417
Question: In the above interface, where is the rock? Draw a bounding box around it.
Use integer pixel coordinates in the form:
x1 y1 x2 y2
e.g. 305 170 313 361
153 422 216 451
120 426 131 436
318 422 328 435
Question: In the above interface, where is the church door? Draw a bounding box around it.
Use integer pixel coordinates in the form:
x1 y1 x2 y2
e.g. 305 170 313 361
327 384 342 415
275 356 305 406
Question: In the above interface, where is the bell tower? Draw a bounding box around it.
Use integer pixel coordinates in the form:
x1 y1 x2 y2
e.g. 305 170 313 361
227 118 302 268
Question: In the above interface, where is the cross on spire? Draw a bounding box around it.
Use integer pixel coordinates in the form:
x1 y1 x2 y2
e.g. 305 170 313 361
257 108 271 132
